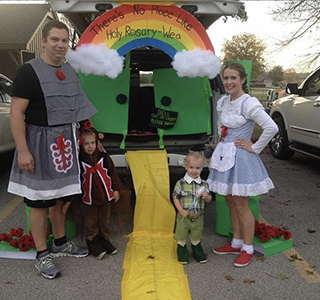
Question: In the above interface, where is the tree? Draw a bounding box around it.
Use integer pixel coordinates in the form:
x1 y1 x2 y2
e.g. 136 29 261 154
271 1 320 69
284 68 298 84
221 3 248 23
269 66 284 86
221 33 266 78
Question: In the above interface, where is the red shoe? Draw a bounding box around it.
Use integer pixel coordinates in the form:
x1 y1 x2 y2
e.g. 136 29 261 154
234 251 254 267
212 243 241 255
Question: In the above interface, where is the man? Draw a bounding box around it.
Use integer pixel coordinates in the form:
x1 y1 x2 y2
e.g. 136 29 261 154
8 20 98 279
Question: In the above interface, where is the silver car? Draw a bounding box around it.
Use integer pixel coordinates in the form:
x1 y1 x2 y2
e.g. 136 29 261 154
0 73 15 154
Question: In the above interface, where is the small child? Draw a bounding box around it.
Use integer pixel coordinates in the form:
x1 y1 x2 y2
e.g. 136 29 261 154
79 128 120 259
172 151 212 264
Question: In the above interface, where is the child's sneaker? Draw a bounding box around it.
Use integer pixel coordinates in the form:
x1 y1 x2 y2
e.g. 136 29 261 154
212 243 241 255
234 251 254 267
96 251 107 260
177 244 189 265
99 238 118 255
35 252 61 279
86 238 107 259
51 241 89 258
191 242 207 263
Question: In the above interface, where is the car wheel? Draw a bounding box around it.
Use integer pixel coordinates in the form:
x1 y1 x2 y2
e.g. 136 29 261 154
269 117 295 159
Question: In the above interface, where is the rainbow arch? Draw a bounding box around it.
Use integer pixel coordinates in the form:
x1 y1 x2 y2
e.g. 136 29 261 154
78 4 214 58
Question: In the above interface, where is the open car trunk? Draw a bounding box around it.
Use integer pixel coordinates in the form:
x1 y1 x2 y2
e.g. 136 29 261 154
77 47 216 154
48 0 241 174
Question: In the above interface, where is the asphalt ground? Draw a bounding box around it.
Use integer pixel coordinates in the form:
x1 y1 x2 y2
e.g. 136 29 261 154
0 151 320 300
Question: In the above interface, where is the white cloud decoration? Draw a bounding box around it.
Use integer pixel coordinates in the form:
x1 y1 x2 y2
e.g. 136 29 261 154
66 43 125 79
172 47 221 79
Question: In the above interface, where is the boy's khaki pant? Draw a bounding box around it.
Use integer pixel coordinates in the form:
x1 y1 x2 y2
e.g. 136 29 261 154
174 213 204 242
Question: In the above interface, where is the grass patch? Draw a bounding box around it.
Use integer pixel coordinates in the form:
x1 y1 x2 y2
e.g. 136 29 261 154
251 87 269 101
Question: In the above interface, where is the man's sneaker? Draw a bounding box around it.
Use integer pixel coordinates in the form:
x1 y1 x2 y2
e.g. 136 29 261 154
51 241 89 258
212 243 241 255
177 244 189 265
234 251 254 267
99 238 118 255
35 253 61 279
192 242 207 263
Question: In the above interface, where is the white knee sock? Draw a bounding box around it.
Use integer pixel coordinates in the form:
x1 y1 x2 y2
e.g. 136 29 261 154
177 240 187 247
241 243 254 254
190 239 200 246
231 238 243 249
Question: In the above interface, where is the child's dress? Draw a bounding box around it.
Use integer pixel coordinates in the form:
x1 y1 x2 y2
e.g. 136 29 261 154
207 94 277 196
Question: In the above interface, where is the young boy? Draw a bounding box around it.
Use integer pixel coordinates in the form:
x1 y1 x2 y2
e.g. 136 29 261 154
79 128 120 259
173 151 212 264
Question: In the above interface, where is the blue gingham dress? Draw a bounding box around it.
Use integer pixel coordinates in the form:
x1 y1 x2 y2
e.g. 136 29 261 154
207 94 274 196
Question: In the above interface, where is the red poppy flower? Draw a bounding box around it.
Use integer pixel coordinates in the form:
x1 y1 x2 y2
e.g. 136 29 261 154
267 226 280 237
0 233 12 242
20 235 33 243
259 233 271 242
19 235 27 242
0 233 6 242
9 239 20 248
19 234 36 249
255 221 292 242
10 227 24 237
283 230 292 240
267 228 278 237
56 69 66 80
258 225 268 234
19 242 30 252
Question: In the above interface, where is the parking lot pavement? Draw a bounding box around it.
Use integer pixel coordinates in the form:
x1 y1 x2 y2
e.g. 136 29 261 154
1 152 320 300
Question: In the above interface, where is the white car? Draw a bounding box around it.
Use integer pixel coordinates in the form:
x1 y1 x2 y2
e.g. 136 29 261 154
265 88 287 114
0 73 15 154
269 67 320 159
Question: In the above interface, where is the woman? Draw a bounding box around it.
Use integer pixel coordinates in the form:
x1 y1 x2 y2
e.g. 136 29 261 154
207 63 278 267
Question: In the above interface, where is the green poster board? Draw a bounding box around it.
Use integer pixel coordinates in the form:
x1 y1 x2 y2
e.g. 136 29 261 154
153 68 212 136
77 57 130 134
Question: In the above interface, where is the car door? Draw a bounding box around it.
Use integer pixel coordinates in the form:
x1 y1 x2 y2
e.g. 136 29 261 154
290 70 320 147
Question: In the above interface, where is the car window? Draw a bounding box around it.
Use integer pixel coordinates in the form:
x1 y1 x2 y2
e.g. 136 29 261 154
0 77 12 103
305 72 320 96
